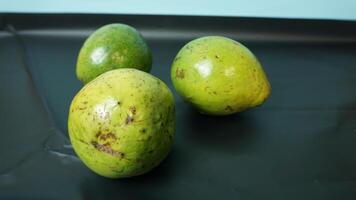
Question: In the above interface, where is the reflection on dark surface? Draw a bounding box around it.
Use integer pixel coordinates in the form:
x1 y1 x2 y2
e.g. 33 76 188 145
183 105 259 154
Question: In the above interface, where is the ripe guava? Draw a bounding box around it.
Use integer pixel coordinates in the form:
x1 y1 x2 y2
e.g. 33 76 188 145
68 69 175 178
76 23 152 84
171 36 271 115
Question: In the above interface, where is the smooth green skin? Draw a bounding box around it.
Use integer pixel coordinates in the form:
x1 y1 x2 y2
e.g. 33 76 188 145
68 69 175 178
171 36 271 115
76 23 152 84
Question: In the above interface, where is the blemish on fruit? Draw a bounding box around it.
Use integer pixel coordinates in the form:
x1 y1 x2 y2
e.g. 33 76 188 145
125 115 134 124
95 131 102 138
176 68 184 79
100 132 117 141
129 106 137 115
91 141 124 158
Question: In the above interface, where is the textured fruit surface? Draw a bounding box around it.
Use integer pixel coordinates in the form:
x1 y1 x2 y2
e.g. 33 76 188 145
68 69 175 178
76 23 152 84
171 36 271 115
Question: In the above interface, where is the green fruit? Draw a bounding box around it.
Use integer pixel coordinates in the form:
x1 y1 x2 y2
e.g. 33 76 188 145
171 36 271 115
76 23 152 84
68 69 175 178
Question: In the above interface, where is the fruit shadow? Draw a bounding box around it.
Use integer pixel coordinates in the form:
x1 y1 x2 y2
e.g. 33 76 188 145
182 105 260 154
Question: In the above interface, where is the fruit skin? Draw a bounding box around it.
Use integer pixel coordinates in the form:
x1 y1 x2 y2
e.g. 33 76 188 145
171 36 271 115
76 23 152 84
68 69 175 178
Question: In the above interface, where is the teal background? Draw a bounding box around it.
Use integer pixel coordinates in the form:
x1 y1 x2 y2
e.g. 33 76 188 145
0 0 355 20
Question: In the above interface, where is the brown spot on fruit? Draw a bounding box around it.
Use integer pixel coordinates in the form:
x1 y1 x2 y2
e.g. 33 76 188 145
96 131 117 141
215 54 220 59
176 68 185 79
140 128 147 134
91 141 125 158
125 115 134 124
103 142 111 147
100 133 117 141
95 131 102 138
129 106 136 115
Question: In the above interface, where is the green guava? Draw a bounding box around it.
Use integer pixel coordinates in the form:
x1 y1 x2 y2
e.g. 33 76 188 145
68 69 175 178
76 23 152 84
171 36 271 115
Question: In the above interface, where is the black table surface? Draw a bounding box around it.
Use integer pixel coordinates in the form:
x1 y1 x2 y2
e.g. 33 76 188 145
1 14 356 199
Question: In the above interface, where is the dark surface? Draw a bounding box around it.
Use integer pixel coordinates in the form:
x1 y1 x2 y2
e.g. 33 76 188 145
1 14 356 199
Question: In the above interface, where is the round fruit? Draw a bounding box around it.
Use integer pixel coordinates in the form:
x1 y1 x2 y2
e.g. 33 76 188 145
68 69 175 178
171 36 271 115
76 23 152 84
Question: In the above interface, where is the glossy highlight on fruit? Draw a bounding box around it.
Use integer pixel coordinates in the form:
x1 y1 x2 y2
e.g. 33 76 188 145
76 23 152 84
68 69 175 178
171 36 271 115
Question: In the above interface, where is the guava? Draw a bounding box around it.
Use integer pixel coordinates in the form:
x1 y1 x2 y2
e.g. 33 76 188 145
68 69 175 178
171 36 271 115
76 23 152 84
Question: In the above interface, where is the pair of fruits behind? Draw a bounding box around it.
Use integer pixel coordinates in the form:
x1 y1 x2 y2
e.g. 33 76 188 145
69 24 271 178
